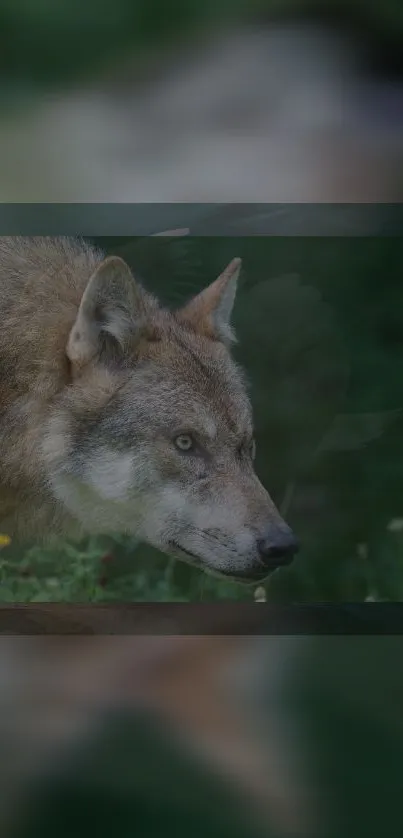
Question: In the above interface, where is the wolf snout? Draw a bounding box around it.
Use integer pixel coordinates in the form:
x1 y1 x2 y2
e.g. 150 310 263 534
256 525 299 569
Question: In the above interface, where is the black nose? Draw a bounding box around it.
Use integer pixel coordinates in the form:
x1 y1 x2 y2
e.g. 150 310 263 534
257 527 299 567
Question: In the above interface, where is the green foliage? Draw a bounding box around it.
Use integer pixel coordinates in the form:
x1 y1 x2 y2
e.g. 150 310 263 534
0 536 251 602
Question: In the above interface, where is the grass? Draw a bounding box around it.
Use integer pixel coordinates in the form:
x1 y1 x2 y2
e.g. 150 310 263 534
0 535 255 602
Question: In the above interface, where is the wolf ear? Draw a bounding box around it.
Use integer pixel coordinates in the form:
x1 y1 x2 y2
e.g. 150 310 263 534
177 257 241 345
67 256 145 366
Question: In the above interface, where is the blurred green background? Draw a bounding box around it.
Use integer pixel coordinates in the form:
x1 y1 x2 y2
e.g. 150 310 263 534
1 234 403 602
0 0 403 103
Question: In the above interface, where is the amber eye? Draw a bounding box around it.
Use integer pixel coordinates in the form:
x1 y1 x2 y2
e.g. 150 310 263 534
174 433 194 452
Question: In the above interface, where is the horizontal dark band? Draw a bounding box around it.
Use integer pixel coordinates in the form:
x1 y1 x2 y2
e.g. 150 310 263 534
0 203 401 235
0 603 402 634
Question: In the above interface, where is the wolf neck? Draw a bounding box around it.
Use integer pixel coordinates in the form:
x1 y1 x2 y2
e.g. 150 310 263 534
0 237 102 534
0 236 102 399
0 484 79 543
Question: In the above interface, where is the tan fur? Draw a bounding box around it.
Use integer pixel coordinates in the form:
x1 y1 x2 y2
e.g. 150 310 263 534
0 236 296 579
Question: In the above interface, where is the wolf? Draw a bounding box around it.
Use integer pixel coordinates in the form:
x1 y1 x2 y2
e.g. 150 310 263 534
0 236 298 581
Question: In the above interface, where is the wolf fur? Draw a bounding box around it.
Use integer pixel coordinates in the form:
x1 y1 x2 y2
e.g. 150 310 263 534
0 236 296 580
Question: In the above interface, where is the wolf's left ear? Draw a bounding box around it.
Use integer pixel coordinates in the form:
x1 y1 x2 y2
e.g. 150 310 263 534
177 257 241 345
67 256 146 366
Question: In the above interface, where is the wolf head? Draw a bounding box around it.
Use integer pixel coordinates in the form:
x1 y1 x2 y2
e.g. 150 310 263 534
42 252 298 581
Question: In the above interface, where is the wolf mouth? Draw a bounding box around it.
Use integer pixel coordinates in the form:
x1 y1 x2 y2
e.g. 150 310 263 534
167 541 269 584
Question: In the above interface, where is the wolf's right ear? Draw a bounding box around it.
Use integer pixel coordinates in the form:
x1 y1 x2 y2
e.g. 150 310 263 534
176 257 241 345
67 256 146 367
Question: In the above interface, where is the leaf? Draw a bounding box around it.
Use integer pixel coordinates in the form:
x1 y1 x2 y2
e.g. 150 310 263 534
114 233 205 304
235 272 350 470
151 228 190 237
316 409 403 454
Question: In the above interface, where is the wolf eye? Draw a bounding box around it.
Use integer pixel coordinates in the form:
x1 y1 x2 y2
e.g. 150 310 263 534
174 433 194 452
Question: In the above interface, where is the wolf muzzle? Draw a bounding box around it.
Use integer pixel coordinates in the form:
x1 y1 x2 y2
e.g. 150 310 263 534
256 524 299 570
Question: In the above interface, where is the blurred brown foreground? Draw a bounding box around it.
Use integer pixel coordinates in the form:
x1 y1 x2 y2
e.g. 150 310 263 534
0 625 317 838
0 610 402 838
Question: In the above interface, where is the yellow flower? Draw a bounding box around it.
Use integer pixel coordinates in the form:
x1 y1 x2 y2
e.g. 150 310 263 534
0 534 11 548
